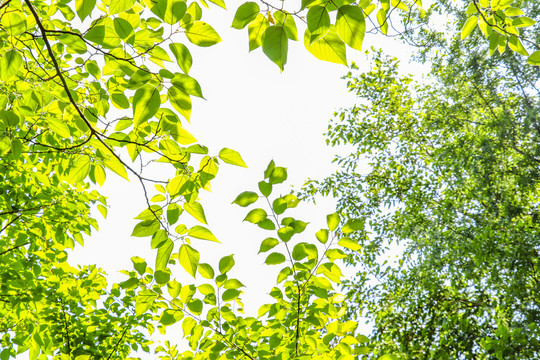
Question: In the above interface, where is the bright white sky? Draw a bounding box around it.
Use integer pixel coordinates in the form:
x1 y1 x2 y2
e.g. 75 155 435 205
68 3 426 346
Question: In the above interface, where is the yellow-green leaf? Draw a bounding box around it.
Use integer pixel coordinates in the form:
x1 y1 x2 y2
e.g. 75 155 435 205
183 201 207 224
219 148 247 167
179 244 199 277
185 21 222 47
188 225 219 242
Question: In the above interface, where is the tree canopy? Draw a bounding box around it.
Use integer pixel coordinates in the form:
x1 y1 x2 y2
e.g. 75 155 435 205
303 0 540 358
1 0 539 359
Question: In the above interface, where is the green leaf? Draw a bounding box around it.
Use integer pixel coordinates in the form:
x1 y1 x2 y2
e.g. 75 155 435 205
269 166 287 184
111 93 130 109
258 181 272 196
183 202 207 224
222 289 241 301
232 191 259 206
0 50 22 81
248 13 269 51
135 289 157 315
292 243 308 260
76 0 96 21
185 21 222 47
512 16 536 28
119 277 138 289
273 11 298 41
188 225 219 242
187 299 203 314
224 279 244 289
156 238 174 270
305 27 347 65
262 26 288 71
167 203 182 225
179 244 200 277
109 0 135 14
232 2 260 29
151 229 169 248
336 5 366 51
132 220 160 237
307 5 330 43
155 268 171 284
258 218 276 230
160 309 184 326
219 148 247 167
376 8 389 34
265 252 286 265
103 155 129 180
168 85 192 121
132 256 147 275
342 218 364 233
327 213 340 231
133 85 161 126
244 208 267 223
169 43 193 74
316 229 329 244
59 34 88 54
278 226 295 242
338 237 361 251
527 50 540 66
2 12 26 36
68 156 91 183
508 35 529 56
461 16 478 39
198 263 215 279
219 254 235 274
113 18 133 39
84 25 121 49
171 74 204 98
150 0 187 24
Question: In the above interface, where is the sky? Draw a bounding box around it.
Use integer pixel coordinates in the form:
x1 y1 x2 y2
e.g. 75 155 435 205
67 2 426 345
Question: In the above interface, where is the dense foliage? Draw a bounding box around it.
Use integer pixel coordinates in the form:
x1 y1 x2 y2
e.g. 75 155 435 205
303 1 540 358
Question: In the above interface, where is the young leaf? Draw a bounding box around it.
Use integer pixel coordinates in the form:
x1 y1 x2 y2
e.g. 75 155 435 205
527 50 540 66
179 244 200 277
336 5 366 51
307 5 331 43
135 289 157 316
244 208 267 223
342 218 364 233
258 181 272 196
185 21 222 47
232 2 260 29
222 289 241 301
262 26 288 71
76 0 96 20
219 148 247 167
183 201 208 224
265 252 286 265
109 0 135 15
232 191 259 206
0 50 22 81
338 237 361 251
150 0 187 24
219 254 235 274
269 166 287 184
461 16 478 39
133 85 160 126
168 85 192 121
188 225 219 242
327 212 340 231
248 13 269 51
169 43 193 74
171 73 204 98
198 263 215 279
68 156 91 183
155 238 174 270
304 28 348 65
131 220 160 237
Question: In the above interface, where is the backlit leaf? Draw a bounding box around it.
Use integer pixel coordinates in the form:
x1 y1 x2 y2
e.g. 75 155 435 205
219 148 247 167
232 2 260 29
185 21 222 47
188 225 219 242
262 26 288 71
179 244 199 277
